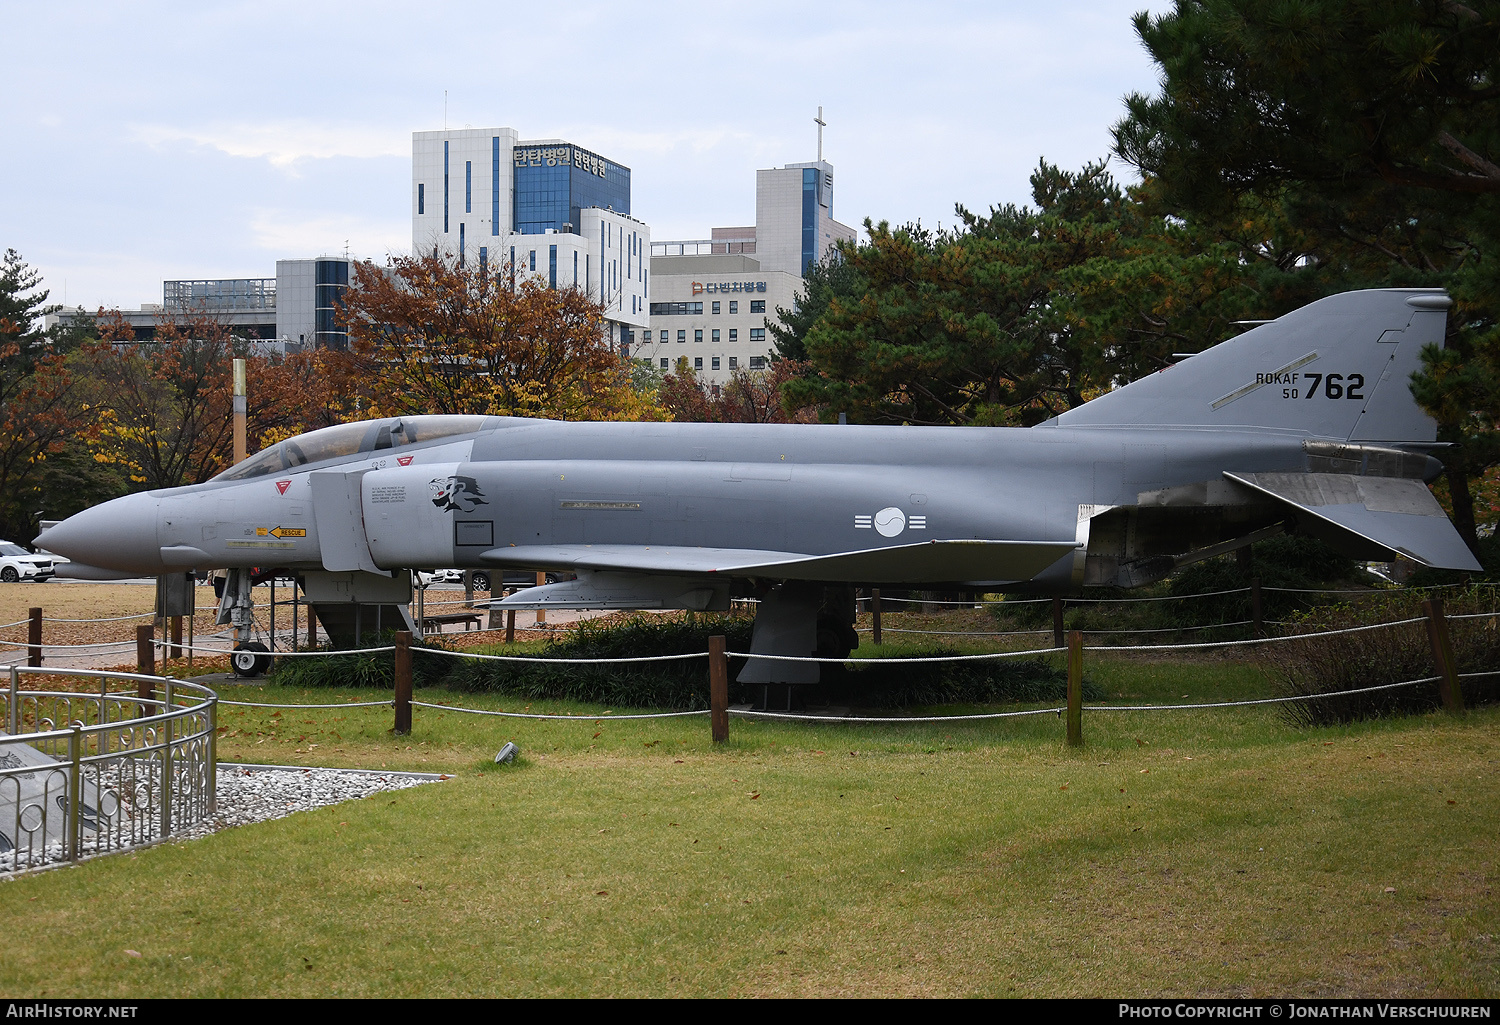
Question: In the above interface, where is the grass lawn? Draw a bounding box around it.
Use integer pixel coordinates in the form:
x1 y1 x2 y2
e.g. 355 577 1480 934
1 646 1496 998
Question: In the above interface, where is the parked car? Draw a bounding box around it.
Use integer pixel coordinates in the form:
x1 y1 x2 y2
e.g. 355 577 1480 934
0 542 55 583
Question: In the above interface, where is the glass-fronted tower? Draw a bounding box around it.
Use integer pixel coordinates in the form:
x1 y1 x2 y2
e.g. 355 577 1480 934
511 140 630 235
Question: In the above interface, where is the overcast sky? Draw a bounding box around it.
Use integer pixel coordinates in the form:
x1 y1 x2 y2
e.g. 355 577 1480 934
5 1 1172 311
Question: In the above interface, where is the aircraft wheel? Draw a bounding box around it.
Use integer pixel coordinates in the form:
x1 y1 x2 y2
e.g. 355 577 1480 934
232 642 271 678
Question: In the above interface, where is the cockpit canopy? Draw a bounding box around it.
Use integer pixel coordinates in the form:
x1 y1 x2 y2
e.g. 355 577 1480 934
211 416 491 482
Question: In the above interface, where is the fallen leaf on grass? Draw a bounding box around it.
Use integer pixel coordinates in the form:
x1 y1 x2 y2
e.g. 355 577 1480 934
596 891 609 897
125 950 141 958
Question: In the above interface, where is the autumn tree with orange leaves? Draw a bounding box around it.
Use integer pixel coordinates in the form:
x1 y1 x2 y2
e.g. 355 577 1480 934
332 255 666 422
0 250 97 540
657 357 818 424
86 313 336 490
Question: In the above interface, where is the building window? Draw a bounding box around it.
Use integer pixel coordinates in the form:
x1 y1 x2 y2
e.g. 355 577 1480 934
574 250 579 285
620 343 630 358
459 223 465 266
694 357 703 370
750 328 766 342
479 246 487 276
443 140 449 233
711 357 720 370
711 329 720 343
465 160 472 213
492 137 500 235
418 183 425 215
677 330 686 343
751 300 765 313
728 357 738 369
728 329 738 342
694 329 703 343
530 250 536 272
625 329 635 343
750 356 766 369
661 357 669 369
648 302 704 316
712 301 720 315
549 245 557 289
729 301 738 314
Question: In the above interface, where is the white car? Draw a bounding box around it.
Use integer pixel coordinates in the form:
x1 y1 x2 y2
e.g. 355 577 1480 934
0 542 55 583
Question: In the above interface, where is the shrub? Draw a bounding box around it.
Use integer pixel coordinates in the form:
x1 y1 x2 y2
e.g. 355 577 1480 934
1257 586 1500 725
442 613 1082 709
267 633 453 690
442 614 755 709
994 536 1384 642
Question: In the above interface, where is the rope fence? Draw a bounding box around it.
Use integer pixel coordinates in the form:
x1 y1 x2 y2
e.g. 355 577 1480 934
6 585 1488 741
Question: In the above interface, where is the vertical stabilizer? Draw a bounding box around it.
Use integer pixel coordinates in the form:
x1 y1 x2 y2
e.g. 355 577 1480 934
1052 289 1447 444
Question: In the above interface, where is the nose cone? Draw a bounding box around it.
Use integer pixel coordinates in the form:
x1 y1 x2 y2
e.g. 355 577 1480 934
37 493 163 574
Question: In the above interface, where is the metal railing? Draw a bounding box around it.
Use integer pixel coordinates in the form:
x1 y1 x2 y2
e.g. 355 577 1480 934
1 666 217 873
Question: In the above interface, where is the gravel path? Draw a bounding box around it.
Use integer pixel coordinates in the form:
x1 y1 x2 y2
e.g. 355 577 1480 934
176 764 447 841
1 764 448 873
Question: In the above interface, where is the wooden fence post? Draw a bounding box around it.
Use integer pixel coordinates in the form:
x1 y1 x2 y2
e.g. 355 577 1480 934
1251 577 1263 638
1066 629 1083 747
1422 598 1465 713
1053 597 1066 650
393 630 413 735
505 607 516 644
709 634 729 744
871 589 882 646
27 607 41 669
135 624 155 703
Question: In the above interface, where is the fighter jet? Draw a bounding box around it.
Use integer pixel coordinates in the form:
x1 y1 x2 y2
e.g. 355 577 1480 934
38 288 1481 681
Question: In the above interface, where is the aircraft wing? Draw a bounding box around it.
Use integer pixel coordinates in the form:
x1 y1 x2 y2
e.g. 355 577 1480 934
480 539 1076 585
1224 472 1481 571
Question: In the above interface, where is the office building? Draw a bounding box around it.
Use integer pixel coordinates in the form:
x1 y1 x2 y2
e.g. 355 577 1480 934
412 129 649 349
48 257 354 351
640 158 856 384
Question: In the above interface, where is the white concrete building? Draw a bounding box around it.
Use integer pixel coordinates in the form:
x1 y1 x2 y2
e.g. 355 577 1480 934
412 129 648 349
643 158 856 385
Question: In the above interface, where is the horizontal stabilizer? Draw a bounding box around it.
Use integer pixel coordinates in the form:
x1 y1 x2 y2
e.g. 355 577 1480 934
1224 472 1481 571
481 539 1076 585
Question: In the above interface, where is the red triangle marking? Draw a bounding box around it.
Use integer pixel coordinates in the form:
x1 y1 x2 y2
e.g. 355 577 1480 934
275 480 291 495
397 455 413 466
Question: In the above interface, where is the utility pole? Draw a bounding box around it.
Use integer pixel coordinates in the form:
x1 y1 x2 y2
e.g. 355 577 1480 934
232 358 247 465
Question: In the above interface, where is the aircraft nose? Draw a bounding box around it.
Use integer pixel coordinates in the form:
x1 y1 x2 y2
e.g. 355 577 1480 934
37 493 163 574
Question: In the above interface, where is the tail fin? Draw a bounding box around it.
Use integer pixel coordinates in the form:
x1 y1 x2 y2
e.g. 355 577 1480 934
1053 288 1448 444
